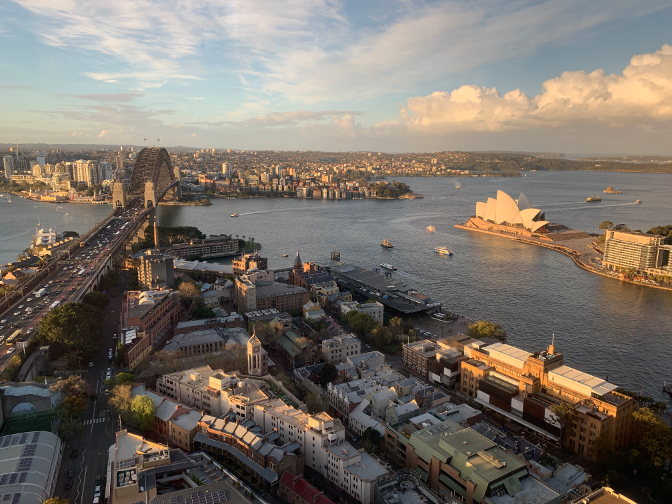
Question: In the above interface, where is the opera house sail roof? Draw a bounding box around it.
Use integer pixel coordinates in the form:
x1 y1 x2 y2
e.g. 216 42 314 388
475 190 549 233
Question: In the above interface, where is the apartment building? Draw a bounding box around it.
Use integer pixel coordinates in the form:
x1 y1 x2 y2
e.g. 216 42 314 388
194 413 303 493
156 366 268 418
168 235 239 259
234 274 309 314
460 341 636 457
253 400 388 504
602 229 672 274
321 335 361 364
389 419 561 504
402 340 439 380
340 300 384 325
138 249 175 290
121 290 182 370
232 252 268 276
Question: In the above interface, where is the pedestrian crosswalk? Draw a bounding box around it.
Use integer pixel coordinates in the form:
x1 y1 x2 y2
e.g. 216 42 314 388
83 418 106 425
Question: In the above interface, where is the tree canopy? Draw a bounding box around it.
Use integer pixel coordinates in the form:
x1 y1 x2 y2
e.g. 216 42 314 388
38 302 103 358
319 363 338 387
361 427 382 455
132 395 158 432
467 320 505 340
343 311 378 337
83 291 110 311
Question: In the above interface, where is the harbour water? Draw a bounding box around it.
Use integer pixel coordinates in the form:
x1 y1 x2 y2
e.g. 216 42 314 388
1 171 671 401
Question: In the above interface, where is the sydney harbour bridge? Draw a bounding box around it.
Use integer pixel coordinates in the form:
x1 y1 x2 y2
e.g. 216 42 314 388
112 147 182 209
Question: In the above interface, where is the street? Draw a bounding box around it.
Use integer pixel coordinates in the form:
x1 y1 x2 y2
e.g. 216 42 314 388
53 272 129 504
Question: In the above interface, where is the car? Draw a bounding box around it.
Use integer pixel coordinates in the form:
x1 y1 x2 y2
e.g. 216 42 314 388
0 326 3 331
71 449 78 458
13 312 19 316
27 328 34 334
26 297 33 302
67 469 75 479
18 305 23 309
21 316 27 320
350 435 357 442
7 348 15 355
89 361 94 367
95 475 102 485
0 320 6 324
49 280 53 284
65 480 73 490
113 333 117 339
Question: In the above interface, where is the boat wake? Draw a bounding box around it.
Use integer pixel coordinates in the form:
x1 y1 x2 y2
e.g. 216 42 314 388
558 202 640 212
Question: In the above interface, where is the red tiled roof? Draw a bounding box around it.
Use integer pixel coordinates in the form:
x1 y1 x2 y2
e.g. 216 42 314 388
279 472 335 504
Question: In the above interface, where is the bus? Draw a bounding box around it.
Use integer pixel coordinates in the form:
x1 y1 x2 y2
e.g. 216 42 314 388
49 300 61 311
6 330 22 346
78 269 86 277
35 288 47 298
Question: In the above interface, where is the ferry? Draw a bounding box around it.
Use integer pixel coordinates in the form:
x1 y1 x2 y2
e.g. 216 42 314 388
380 263 397 271
381 239 393 249
435 246 453 256
603 186 622 194
282 253 288 257
230 213 240 217
427 226 436 233
586 196 602 203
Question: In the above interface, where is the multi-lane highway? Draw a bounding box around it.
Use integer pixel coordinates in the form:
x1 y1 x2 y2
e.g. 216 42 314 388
0 201 147 371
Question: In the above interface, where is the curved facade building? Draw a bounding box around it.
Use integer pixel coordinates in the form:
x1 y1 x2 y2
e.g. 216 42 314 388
475 190 549 233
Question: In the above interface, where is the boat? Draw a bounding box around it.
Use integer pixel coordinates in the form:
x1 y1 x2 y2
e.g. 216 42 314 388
435 246 453 256
381 239 393 249
455 184 461 189
427 226 436 233
230 213 240 217
603 186 622 194
282 253 288 257
586 197 602 203
380 263 397 271
636 200 642 204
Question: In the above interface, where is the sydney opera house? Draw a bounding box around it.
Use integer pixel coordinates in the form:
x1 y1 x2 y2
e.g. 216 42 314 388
465 190 550 236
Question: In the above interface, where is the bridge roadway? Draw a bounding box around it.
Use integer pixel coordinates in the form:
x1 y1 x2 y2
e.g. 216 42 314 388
0 201 152 374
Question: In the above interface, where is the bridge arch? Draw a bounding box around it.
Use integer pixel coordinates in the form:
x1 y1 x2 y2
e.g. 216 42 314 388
127 147 180 207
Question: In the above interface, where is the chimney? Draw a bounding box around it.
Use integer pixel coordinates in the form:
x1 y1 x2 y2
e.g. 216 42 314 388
154 221 159 249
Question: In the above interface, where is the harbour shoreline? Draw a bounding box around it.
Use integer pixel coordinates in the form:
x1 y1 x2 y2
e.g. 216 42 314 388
455 223 672 292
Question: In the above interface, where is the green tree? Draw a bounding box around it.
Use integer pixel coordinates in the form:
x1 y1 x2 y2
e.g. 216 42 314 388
109 383 133 424
58 417 84 443
178 281 200 301
103 270 120 288
319 363 338 387
343 311 378 337
38 302 103 358
63 231 80 238
361 427 382 455
116 343 125 367
632 407 672 467
304 392 324 414
599 221 614 230
591 431 616 464
83 291 110 311
467 320 505 340
131 395 158 432
550 402 577 449
75 183 88 193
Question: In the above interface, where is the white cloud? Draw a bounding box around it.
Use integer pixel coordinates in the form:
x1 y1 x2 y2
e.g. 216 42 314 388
240 109 364 126
396 44 672 132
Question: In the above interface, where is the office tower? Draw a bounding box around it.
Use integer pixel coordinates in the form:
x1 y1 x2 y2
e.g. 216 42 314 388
3 156 15 178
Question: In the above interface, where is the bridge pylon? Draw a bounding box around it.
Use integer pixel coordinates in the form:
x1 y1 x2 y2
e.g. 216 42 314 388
112 180 127 208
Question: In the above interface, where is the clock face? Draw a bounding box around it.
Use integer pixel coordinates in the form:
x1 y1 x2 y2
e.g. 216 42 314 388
254 346 259 353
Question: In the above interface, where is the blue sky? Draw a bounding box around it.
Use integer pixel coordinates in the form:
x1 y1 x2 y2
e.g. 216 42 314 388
1 0 672 154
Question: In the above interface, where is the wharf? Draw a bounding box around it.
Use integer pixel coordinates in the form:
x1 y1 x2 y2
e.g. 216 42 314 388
321 260 441 314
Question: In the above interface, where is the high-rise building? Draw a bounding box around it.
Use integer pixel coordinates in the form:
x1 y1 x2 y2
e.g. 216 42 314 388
36 152 47 166
602 229 672 273
3 156 15 178
222 162 231 177
100 161 113 181
15 156 29 174
138 249 175 291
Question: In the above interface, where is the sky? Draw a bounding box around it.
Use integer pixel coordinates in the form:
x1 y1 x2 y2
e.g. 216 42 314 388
1 0 672 155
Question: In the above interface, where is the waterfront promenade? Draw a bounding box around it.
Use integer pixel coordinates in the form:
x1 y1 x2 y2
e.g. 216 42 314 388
455 222 672 292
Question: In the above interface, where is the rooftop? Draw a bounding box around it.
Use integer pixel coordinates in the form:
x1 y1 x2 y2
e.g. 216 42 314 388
549 365 618 397
482 342 532 369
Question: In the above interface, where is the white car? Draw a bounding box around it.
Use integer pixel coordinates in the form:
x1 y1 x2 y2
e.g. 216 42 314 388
26 297 33 302
13 312 20 316
7 348 15 355
18 305 24 309
0 320 6 324
89 361 94 367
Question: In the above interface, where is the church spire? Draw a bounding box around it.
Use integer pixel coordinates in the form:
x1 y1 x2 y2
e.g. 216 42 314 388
294 248 303 270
